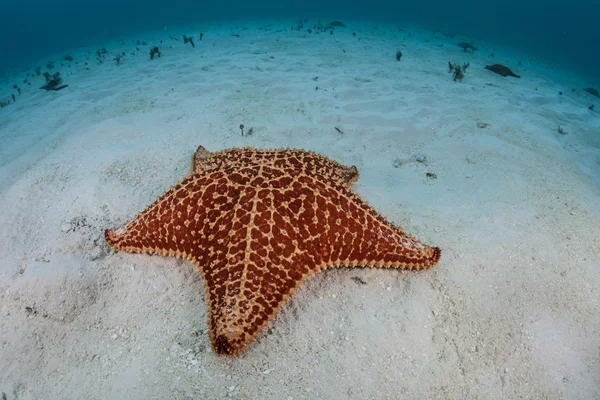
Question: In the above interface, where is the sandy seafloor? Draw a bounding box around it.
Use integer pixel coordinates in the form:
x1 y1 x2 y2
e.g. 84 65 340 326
0 19 599 400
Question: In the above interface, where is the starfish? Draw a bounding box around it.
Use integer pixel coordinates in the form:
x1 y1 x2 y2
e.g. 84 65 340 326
105 146 441 355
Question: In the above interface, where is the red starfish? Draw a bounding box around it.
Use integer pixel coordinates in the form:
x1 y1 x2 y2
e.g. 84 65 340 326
105 146 441 355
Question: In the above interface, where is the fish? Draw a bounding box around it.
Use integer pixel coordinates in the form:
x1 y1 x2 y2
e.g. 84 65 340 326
485 64 520 78
583 88 600 98
457 42 477 52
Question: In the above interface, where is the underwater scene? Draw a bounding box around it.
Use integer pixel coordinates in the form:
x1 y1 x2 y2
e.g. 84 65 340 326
1 0 599 398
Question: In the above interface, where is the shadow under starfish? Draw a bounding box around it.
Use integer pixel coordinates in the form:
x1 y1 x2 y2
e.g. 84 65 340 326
105 145 441 355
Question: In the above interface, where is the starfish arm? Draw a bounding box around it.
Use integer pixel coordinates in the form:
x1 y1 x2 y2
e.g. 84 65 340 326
286 175 441 271
191 147 359 187
325 191 441 270
204 255 304 356
104 173 225 260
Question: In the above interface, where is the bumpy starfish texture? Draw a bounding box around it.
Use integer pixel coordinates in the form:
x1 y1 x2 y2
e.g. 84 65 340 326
105 146 441 355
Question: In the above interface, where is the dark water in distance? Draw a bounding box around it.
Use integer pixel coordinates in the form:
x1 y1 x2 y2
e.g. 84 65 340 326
1 0 599 83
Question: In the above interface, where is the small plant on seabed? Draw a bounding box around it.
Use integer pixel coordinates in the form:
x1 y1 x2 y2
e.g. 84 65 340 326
113 52 125 65
448 61 470 82
149 46 161 60
40 72 68 91
96 48 108 63
396 50 402 61
183 35 195 47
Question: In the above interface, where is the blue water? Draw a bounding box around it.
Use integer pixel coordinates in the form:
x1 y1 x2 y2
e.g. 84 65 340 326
0 0 599 82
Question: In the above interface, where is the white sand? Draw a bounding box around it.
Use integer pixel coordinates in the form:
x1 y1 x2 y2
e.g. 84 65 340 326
1 20 599 399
